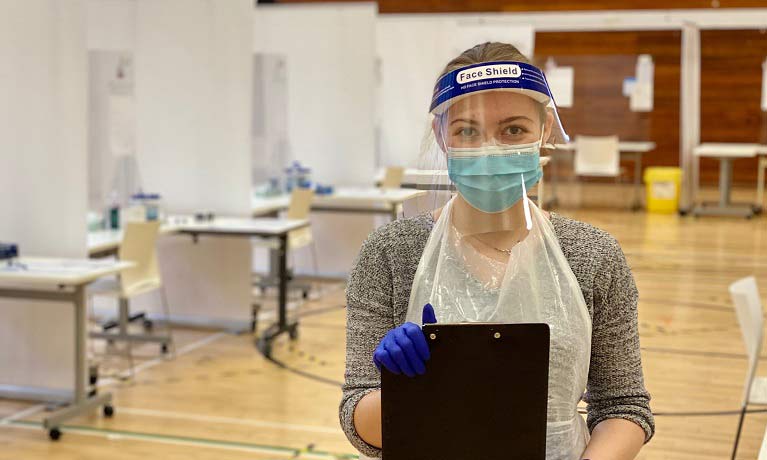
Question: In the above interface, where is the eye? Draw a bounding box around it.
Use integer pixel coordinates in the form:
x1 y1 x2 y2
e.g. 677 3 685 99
455 127 479 137
502 125 527 136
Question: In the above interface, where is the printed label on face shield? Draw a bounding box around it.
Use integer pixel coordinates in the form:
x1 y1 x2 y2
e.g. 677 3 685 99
456 64 521 85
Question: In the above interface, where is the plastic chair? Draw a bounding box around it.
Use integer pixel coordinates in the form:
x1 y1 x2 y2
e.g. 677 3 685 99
380 166 405 189
252 187 317 265
380 167 406 218
574 135 620 177
730 276 765 460
285 188 317 269
88 221 174 377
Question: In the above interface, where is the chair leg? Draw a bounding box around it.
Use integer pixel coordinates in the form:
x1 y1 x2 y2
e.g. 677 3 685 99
118 298 135 380
310 241 319 277
160 287 176 358
87 294 96 357
732 406 748 460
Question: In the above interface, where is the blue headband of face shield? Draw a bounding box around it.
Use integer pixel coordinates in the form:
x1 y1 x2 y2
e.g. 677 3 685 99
429 60 569 144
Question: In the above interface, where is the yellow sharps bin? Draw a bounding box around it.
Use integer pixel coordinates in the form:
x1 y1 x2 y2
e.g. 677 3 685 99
643 167 682 213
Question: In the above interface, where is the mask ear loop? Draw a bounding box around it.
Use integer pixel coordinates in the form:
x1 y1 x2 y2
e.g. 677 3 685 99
520 125 546 231
521 173 533 231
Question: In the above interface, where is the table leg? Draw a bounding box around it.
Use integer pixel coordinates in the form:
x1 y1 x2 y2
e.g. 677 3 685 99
694 154 701 208
720 158 733 207
256 233 298 358
693 156 753 218
42 285 113 436
632 152 642 211
74 285 86 404
538 174 545 209
546 152 559 208
757 156 766 213
277 234 288 332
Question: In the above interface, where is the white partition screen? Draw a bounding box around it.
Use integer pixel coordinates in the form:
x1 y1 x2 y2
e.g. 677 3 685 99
253 3 377 187
134 0 254 328
0 0 88 391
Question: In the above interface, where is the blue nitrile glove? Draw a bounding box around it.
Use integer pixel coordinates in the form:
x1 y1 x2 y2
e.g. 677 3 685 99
373 303 438 377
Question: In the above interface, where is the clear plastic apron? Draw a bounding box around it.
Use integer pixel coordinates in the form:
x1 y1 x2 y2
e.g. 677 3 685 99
405 197 592 460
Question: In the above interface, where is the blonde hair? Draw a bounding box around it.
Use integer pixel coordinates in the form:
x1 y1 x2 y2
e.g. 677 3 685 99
440 42 533 76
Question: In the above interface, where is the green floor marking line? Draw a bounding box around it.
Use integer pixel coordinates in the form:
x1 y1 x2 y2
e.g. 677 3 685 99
8 420 358 459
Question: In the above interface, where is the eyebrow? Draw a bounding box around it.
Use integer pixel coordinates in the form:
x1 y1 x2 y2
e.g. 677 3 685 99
498 116 534 124
449 116 534 126
450 118 478 126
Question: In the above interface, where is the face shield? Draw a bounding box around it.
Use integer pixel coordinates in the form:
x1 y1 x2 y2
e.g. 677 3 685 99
416 61 569 223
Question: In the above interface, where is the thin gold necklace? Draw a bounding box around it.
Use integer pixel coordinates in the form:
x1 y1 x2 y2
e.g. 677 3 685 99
473 235 522 255
492 241 522 254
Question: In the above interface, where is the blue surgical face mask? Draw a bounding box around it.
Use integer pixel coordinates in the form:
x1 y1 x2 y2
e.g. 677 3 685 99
447 139 543 214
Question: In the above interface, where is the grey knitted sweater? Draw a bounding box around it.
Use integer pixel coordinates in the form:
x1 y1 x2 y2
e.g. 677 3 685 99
340 212 654 458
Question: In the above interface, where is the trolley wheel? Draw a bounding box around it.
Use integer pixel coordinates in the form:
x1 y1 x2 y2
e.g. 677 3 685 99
289 326 299 341
89 365 99 385
143 319 154 331
49 428 61 441
302 290 309 299
161 343 169 354
103 405 114 418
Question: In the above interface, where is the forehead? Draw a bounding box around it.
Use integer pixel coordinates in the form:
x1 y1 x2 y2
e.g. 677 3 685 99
446 91 539 119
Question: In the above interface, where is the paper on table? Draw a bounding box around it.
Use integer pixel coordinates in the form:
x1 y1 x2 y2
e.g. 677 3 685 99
0 259 116 275
545 66 574 108
630 82 654 112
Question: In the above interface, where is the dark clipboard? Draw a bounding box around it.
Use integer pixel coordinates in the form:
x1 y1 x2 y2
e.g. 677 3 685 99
381 323 550 460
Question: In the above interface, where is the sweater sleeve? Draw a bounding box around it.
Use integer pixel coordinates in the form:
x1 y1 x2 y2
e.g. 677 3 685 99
584 235 655 442
339 231 395 458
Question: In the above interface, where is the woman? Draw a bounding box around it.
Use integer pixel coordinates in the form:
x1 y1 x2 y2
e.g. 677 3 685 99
340 42 653 460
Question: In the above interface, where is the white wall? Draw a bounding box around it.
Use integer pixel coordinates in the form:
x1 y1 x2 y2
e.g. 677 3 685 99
134 0 254 327
253 3 377 186
0 0 88 390
136 0 252 215
86 0 135 51
376 15 534 169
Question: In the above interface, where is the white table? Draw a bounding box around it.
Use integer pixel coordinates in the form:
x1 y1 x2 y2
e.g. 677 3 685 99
88 216 310 357
252 187 428 221
549 141 657 210
87 223 180 258
0 257 133 440
170 216 309 357
692 143 767 218
250 195 291 217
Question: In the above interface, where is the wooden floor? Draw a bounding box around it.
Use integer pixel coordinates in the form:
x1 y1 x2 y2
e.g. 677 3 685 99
3 196 767 459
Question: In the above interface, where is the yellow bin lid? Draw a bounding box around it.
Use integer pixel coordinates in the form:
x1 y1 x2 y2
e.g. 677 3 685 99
644 166 681 183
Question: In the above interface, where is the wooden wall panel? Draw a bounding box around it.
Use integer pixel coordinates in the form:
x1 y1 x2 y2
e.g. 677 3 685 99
535 31 682 182
277 0 767 13
700 29 767 185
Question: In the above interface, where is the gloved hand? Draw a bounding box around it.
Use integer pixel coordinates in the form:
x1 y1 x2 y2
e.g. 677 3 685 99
373 303 437 377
